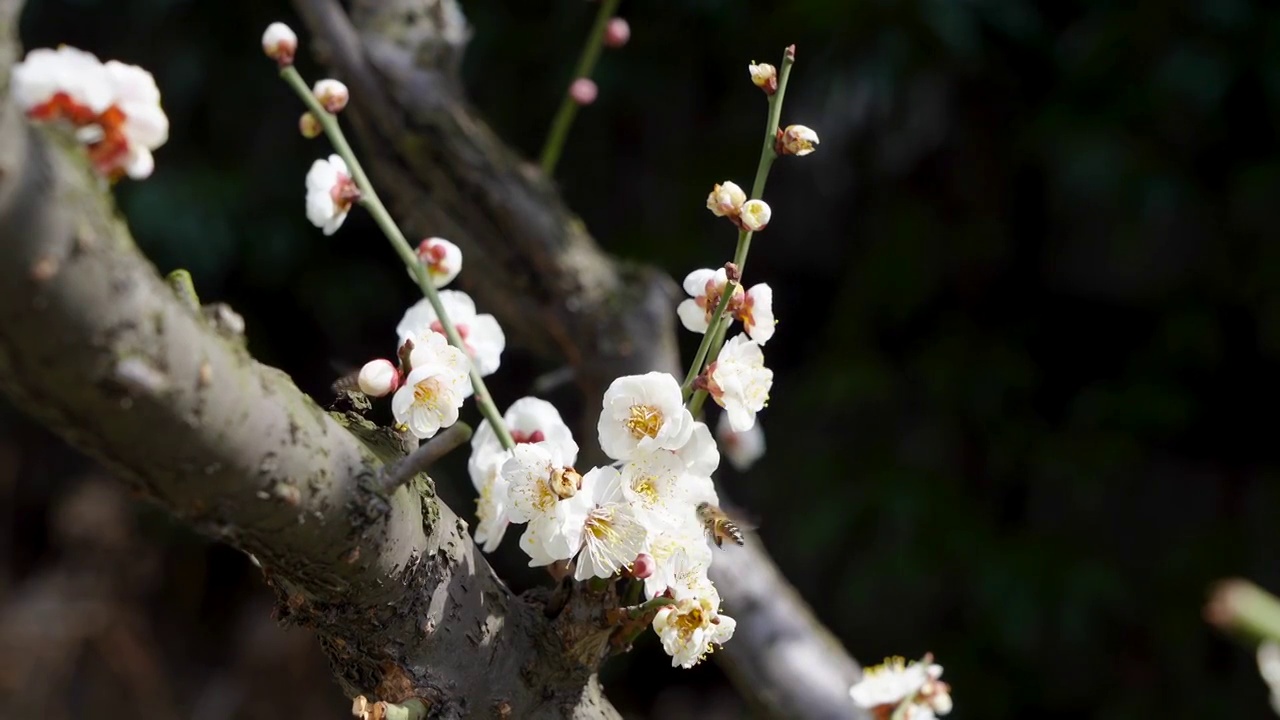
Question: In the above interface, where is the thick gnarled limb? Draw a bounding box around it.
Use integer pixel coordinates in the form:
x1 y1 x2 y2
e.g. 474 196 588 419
0 5 618 716
289 1 865 717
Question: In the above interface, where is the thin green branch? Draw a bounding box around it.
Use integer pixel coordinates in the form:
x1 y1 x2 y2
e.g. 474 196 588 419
683 46 797 411
538 0 621 176
281 66 515 450
1207 578 1280 643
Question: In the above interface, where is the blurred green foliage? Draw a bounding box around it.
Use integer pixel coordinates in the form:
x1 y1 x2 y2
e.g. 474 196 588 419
16 0 1280 717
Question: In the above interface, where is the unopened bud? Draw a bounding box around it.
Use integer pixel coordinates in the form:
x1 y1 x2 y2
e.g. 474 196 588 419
749 62 777 95
706 181 747 218
603 18 631 48
299 112 322 139
738 199 772 232
313 79 349 113
357 359 401 397
723 262 741 283
550 467 582 499
569 78 598 106
778 124 819 156
262 22 298 66
415 237 463 288
631 553 656 579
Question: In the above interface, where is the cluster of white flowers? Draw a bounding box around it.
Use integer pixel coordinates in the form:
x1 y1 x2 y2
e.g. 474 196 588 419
472 372 734 667
849 655 953 719
11 45 168 180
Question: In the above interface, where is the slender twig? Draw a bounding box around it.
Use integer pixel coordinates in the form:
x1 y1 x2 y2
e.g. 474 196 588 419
376 423 472 494
683 45 797 411
1206 578 1280 642
537 0 621 176
280 66 515 450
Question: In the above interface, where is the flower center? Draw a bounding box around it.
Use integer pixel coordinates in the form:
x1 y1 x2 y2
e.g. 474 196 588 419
625 404 663 439
631 475 660 505
585 508 618 542
412 377 443 405
511 429 546 444
330 173 360 210
673 606 705 640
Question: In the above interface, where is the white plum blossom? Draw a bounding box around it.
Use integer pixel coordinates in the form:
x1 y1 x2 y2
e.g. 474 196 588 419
706 181 746 218
598 372 695 461
706 334 773 432
357 358 400 397
739 199 771 232
397 290 505 377
415 237 463 288
779 124 820 156
735 283 775 345
716 412 765 471
502 442 588 565
261 22 298 64
643 524 714 599
849 656 951 717
390 333 471 439
748 62 777 93
572 466 649 580
306 154 358 235
468 397 578 552
652 595 736 668
619 449 692 526
1260 642 1280 716
312 78 349 113
674 421 720 479
676 267 743 335
13 47 168 180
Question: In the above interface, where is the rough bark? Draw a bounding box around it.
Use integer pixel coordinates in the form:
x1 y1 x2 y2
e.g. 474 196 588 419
291 1 866 717
0 4 620 717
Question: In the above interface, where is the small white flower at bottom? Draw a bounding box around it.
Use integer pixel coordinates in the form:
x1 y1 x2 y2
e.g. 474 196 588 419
652 595 736 668
706 334 773 432
1260 642 1280 716
306 154 358 235
849 656 950 717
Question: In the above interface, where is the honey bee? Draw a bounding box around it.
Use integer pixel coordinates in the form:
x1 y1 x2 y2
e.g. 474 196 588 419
697 502 747 548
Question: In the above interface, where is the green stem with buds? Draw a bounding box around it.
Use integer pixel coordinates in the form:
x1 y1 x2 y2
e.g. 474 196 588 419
683 46 796 413
280 66 515 450
537 0 621 176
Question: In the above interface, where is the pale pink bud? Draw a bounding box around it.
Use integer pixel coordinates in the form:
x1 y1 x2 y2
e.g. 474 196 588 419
631 553 655 579
312 79 349 113
738 199 771 232
569 78 598 106
749 62 777 95
262 22 298 66
603 18 631 48
779 124 819 156
357 359 400 397
299 112 322 139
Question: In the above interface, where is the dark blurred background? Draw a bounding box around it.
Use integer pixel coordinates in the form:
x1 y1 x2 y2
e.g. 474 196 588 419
3 0 1279 717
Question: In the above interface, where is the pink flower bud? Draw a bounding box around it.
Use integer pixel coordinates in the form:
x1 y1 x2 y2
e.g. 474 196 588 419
357 359 400 397
569 78 598 106
603 18 630 48
299 112 322 139
631 553 656 579
312 78 349 113
262 22 298 66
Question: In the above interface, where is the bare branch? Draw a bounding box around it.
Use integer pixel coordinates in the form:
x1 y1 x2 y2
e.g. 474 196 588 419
288 1 867 717
375 422 471 495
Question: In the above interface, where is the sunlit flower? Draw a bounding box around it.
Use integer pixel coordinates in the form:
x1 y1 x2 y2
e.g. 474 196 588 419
674 420 720 480
469 446 514 552
652 595 736 668
676 267 743 335
415 237 463 288
735 283 775 345
396 290 505 376
706 334 772 432
644 519 716 599
716 412 765 472
849 656 950 717
261 22 298 65
503 442 589 564
598 372 695 461
779 124 820 156
572 466 648 580
357 358 400 397
312 78 349 113
738 199 771 232
619 449 690 526
13 47 168 180
306 154 359 235
706 181 747 218
749 62 777 94
389 334 471 439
